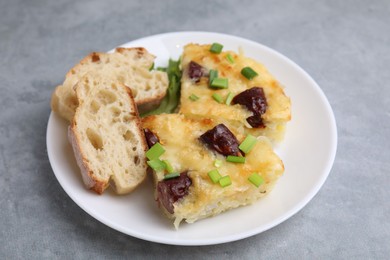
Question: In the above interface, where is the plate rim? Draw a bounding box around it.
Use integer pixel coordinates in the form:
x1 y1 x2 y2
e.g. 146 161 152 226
46 31 338 246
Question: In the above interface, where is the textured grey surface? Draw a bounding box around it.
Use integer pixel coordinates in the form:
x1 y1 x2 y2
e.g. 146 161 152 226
0 0 389 259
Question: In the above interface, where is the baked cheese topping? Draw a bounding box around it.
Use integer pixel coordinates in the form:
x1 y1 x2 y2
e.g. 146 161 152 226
142 114 284 227
179 44 291 142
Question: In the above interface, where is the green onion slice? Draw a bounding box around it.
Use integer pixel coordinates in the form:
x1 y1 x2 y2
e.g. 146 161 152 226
147 159 166 171
212 93 224 103
248 173 264 187
162 160 174 173
210 78 228 89
145 142 165 160
210 43 223 54
239 134 257 154
208 169 222 183
241 67 258 80
209 69 218 85
219 175 232 187
226 53 235 64
225 92 234 105
214 159 223 168
149 62 154 71
226 155 246 163
156 67 167 72
164 172 180 180
189 94 200 101
141 58 181 117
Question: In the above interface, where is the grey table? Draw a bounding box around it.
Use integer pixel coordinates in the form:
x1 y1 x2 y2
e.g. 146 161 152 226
1 0 389 259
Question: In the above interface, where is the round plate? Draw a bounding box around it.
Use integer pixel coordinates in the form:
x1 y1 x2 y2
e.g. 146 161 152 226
46 31 337 245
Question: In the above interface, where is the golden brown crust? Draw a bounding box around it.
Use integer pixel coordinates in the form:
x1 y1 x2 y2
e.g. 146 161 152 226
65 52 105 79
50 86 61 114
115 47 152 59
142 114 285 227
136 95 165 114
179 43 291 142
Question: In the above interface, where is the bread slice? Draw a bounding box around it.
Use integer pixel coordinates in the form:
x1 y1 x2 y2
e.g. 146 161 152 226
68 72 148 194
179 44 291 142
51 47 168 121
142 114 284 228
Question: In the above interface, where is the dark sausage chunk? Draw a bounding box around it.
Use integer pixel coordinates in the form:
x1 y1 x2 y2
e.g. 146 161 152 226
188 61 205 83
157 171 192 214
232 87 267 115
144 128 159 148
199 124 241 156
232 87 267 128
91 53 100 62
246 115 265 128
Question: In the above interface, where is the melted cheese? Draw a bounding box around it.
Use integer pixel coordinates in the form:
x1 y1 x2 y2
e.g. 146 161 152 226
180 44 291 142
142 114 284 226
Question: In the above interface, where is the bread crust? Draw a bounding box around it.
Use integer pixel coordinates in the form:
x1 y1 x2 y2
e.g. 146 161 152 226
65 52 105 79
68 123 108 194
115 47 151 59
136 95 165 114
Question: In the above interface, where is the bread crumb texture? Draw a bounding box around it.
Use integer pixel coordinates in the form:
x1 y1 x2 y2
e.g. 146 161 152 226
69 72 147 194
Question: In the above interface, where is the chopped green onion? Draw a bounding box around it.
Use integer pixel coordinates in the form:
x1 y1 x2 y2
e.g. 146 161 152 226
248 173 264 187
210 78 228 89
156 67 167 72
214 159 223 168
239 134 257 154
165 75 179 113
219 175 232 187
141 58 181 117
149 62 154 71
162 160 174 173
208 169 222 183
226 53 235 64
147 159 165 171
145 142 165 160
210 43 223 54
212 93 223 103
189 94 200 101
168 58 182 78
209 69 218 85
226 155 246 163
225 92 234 105
241 67 258 80
164 172 180 180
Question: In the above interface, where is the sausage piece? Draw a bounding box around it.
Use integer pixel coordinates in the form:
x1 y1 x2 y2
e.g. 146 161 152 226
232 87 267 128
199 124 241 156
157 171 192 214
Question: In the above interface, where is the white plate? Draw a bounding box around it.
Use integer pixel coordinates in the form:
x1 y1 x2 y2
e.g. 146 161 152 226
46 32 337 245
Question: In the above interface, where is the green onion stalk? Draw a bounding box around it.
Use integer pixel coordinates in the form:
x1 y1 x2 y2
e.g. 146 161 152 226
141 58 182 117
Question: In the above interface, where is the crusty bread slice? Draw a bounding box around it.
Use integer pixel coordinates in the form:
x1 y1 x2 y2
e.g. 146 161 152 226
68 72 147 194
52 47 168 121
